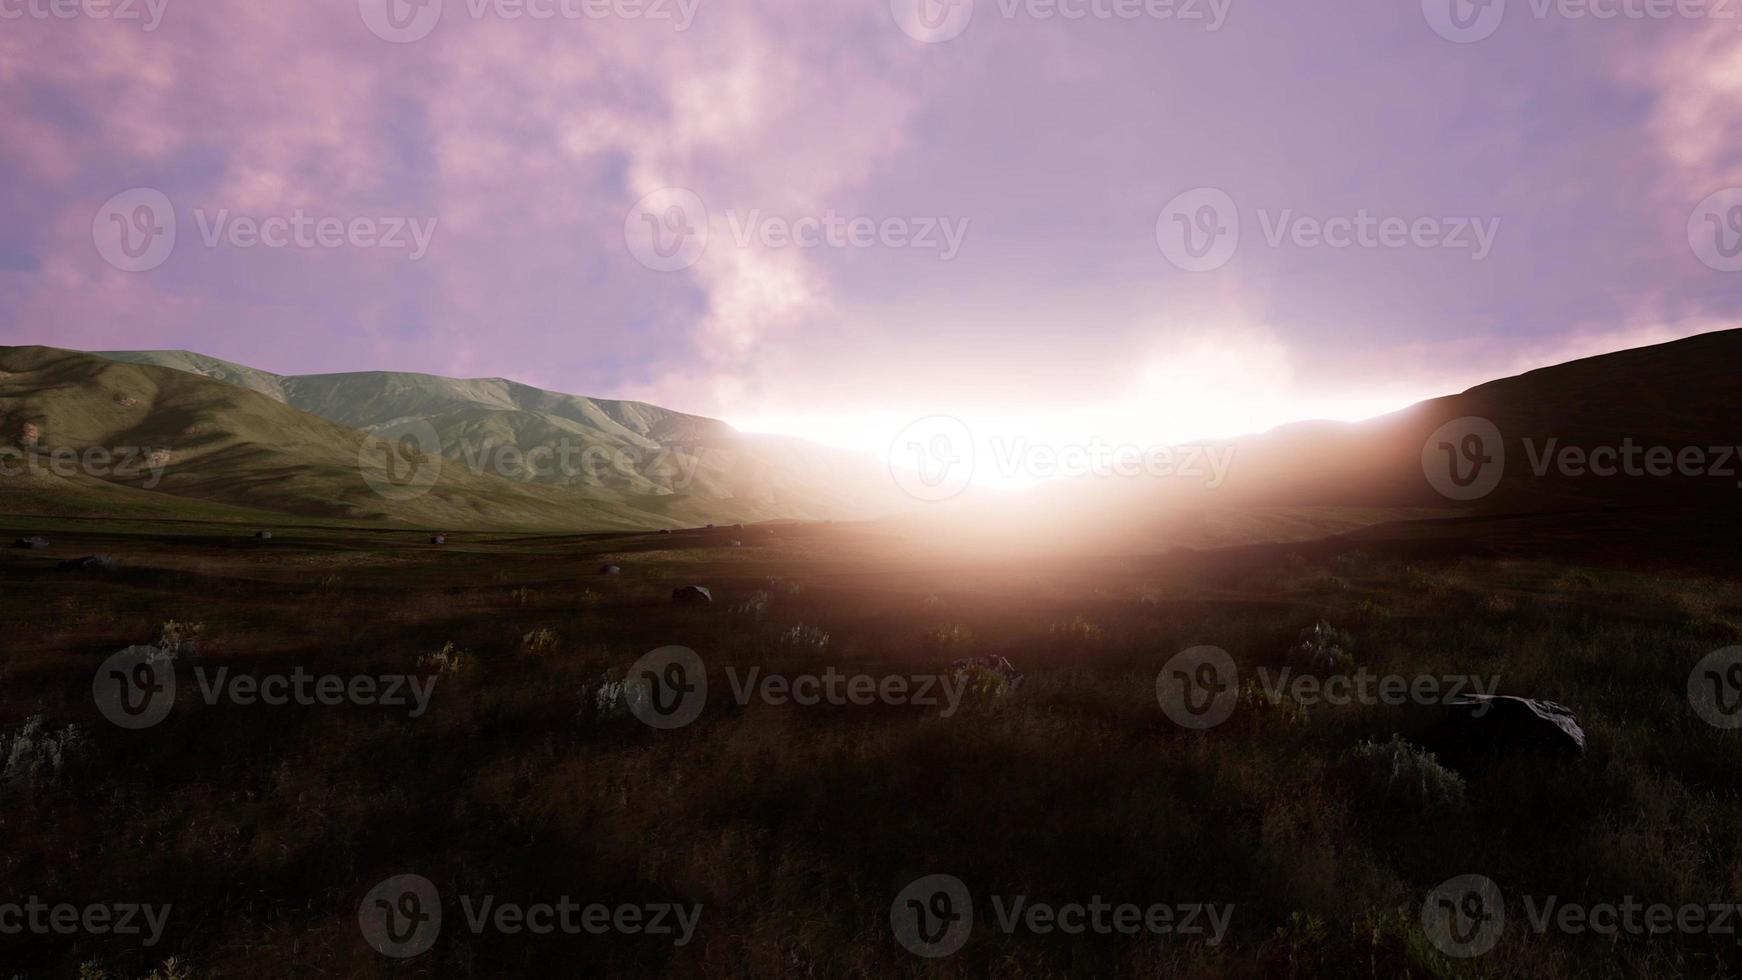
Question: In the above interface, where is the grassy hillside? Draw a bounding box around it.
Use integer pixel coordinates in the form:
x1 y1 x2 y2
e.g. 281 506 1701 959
98 350 905 517
0 347 815 531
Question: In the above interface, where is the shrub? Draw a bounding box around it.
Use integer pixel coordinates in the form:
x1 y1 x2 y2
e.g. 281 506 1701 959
1291 619 1355 672
1048 616 1104 644
924 624 974 654
780 624 830 651
520 627 559 654
158 619 204 656
732 590 772 619
418 641 473 675
1 715 90 795
1345 735 1466 810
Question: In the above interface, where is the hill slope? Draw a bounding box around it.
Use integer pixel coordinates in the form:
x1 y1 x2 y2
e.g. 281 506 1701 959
97 350 901 517
0 347 876 530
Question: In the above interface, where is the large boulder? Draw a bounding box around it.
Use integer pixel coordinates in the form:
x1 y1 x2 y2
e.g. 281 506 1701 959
429 534 446 545
600 564 622 576
255 530 273 541
59 555 119 573
672 585 713 606
13 537 48 550
1425 695 1586 761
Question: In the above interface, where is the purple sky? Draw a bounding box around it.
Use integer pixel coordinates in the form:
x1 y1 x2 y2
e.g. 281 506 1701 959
2 0 1739 455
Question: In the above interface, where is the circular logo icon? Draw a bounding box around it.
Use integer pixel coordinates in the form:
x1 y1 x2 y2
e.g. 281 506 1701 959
359 874 442 958
888 415 975 502
359 420 443 502
1421 874 1504 958
625 646 707 730
891 874 973 958
1689 647 1742 729
93 646 176 730
358 0 443 42
1689 189 1742 273
1421 0 1506 43
1156 646 1238 729
625 188 708 272
1156 188 1239 273
93 188 176 273
1422 417 1504 501
890 0 974 43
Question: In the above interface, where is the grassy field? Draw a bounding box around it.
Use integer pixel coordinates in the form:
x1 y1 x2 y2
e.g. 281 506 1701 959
3 516 1741 978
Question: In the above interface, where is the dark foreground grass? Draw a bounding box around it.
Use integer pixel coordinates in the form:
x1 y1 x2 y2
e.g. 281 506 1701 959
2 519 1741 978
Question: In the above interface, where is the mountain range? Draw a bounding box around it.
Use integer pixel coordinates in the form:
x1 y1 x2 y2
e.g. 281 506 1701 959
1 331 1737 539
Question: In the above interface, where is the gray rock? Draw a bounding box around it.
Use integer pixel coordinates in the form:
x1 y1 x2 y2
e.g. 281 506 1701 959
1427 695 1586 761
59 554 119 573
672 585 713 606
600 564 622 575
13 537 47 550
255 530 273 541
430 534 446 545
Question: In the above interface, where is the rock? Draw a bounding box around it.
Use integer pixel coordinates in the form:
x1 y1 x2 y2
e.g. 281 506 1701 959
600 564 621 575
729 540 742 547
658 529 672 535
255 530 273 541
13 537 48 550
1426 695 1586 762
59 554 118 572
951 655 1025 696
705 524 716 529
672 585 713 606
430 534 446 545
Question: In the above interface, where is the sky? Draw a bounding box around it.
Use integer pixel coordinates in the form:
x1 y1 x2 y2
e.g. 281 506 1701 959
2 0 1740 466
